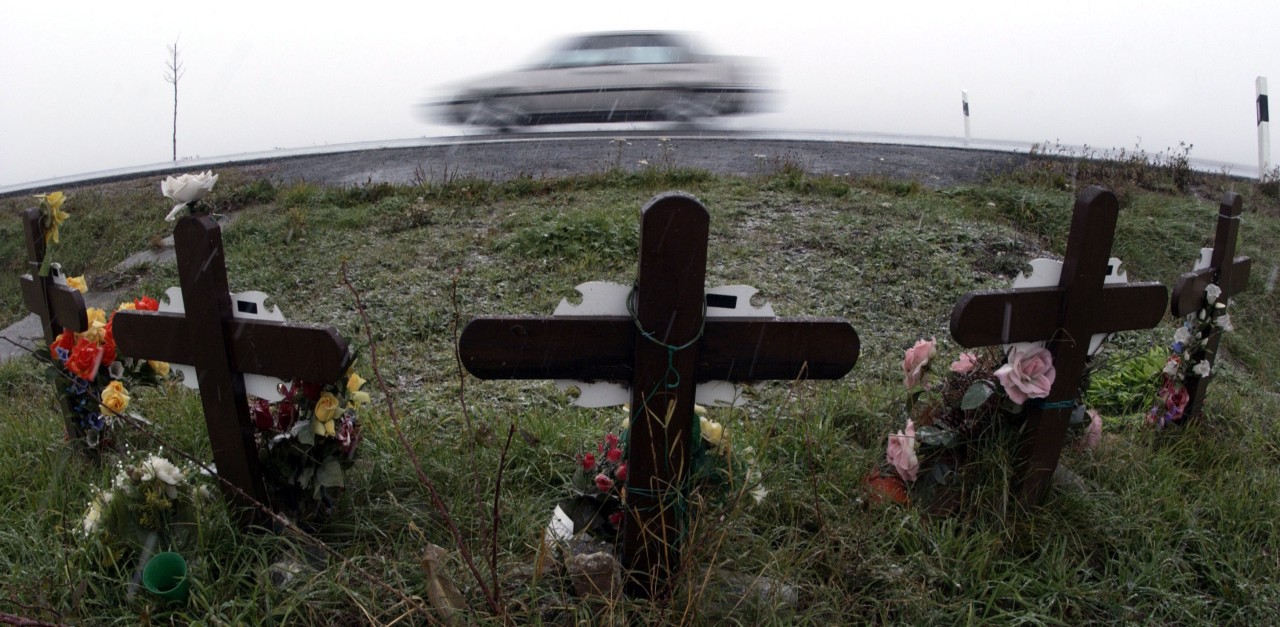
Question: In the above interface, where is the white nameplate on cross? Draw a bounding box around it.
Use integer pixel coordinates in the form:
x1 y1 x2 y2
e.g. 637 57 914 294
551 281 775 408
158 287 290 401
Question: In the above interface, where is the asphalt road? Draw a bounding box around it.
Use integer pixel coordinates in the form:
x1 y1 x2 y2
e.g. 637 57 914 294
1 131 1032 198
242 132 1029 189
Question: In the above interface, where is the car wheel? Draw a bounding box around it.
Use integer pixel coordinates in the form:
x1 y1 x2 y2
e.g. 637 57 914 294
659 92 719 123
464 98 525 131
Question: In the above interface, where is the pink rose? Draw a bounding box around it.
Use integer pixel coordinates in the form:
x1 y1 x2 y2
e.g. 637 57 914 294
595 473 614 492
579 453 596 472
608 511 624 527
885 419 919 482
949 352 978 374
994 346 1056 404
605 446 623 463
1082 409 1102 450
902 338 937 389
614 463 628 482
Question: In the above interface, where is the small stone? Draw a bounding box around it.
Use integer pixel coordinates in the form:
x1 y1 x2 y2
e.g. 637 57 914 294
567 551 621 600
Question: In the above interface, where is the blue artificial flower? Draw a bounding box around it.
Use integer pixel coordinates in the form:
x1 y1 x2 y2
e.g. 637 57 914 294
55 347 70 361
1171 341 1185 353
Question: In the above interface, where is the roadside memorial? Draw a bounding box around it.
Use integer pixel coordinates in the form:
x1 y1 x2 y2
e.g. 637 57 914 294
947 186 1168 504
1150 192 1252 425
113 212 352 523
458 192 861 598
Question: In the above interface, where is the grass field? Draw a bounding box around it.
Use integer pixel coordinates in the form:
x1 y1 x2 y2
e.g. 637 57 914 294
1 149 1279 624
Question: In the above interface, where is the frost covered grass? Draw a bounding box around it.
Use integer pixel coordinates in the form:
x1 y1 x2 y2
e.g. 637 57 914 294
1 159 1279 623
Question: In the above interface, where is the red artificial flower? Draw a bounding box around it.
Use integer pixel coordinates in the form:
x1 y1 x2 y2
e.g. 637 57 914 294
66 338 103 381
298 381 324 401
594 473 614 492
605 433 619 448
614 463 627 482
605 446 623 463
276 398 298 431
608 511 624 527
250 399 275 431
133 296 160 311
579 453 596 472
100 322 117 365
864 470 909 506
49 329 75 361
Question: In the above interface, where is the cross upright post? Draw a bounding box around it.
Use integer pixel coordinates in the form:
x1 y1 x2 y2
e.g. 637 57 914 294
112 215 351 523
949 187 1168 504
19 207 89 438
459 192 860 598
1168 192 1252 420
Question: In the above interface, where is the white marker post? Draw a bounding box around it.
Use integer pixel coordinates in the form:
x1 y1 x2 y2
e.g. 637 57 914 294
962 90 971 144
1258 77 1271 179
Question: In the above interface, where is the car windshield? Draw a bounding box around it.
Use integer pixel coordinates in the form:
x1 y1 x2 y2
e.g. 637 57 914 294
533 33 697 69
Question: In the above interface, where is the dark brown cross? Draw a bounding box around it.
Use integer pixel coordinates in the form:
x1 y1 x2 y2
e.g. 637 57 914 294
949 187 1168 505
1168 192 1252 420
113 215 351 522
19 206 89 438
459 193 860 598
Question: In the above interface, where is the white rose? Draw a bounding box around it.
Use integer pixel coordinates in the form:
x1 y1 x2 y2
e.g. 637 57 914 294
1216 314 1234 332
162 171 219 221
1173 326 1192 345
1205 284 1222 305
1192 361 1212 377
1163 359 1180 377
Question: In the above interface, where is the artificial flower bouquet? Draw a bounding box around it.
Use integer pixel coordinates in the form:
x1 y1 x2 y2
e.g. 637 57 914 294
46 296 172 450
558 405 764 545
868 338 1101 507
81 451 210 550
1147 283 1232 427
249 366 367 524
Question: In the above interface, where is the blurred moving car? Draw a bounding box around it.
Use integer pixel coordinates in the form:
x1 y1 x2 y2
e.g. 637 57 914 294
425 31 776 129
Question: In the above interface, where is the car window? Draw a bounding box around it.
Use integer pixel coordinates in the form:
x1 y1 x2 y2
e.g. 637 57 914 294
536 33 694 68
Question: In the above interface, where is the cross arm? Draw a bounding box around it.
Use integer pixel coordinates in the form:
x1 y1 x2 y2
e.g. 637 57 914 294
20 274 88 334
459 317 635 380
699 318 859 380
950 283 1168 348
1169 258 1253 317
113 311 352 383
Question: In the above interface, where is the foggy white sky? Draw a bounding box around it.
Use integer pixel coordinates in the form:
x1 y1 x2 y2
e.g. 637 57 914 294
3 1 1278 187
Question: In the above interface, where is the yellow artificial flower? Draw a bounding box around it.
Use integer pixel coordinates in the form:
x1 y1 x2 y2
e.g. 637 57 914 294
78 308 108 343
148 360 170 377
36 192 69 245
699 416 725 448
313 392 341 437
117 302 137 311
66 275 88 293
99 380 130 415
350 390 371 407
347 372 366 393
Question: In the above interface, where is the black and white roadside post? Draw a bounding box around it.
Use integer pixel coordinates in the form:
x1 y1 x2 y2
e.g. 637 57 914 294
962 90 971 145
1258 76 1271 179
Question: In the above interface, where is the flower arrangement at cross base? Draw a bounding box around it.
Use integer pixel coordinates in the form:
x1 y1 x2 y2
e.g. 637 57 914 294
557 405 764 546
45 302 172 451
868 339 1101 508
249 365 367 525
1147 284 1232 428
81 451 211 552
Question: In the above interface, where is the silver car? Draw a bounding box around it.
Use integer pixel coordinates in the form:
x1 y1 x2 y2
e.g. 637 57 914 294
426 31 776 129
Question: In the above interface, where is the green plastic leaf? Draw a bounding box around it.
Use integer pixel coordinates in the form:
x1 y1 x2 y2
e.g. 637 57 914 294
1068 404 1088 427
316 460 345 489
297 423 315 446
915 425 958 449
960 382 994 411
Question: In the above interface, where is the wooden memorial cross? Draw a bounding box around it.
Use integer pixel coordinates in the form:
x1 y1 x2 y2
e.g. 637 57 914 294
1168 191 1252 420
949 187 1168 504
113 215 351 522
19 207 90 437
459 193 860 598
